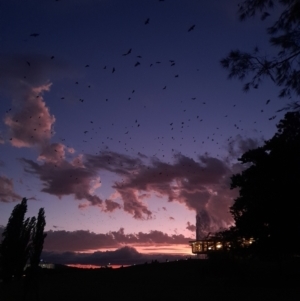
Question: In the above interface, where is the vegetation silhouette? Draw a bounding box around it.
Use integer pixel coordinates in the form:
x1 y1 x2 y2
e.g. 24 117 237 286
219 111 300 260
1 258 300 300
0 198 46 285
221 0 300 107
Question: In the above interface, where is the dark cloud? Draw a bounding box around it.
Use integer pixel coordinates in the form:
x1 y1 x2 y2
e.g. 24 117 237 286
227 135 263 159
113 186 152 219
21 155 103 207
44 228 190 252
21 146 238 226
0 53 68 93
196 210 214 239
22 148 238 226
0 175 22 202
87 152 235 224
41 246 188 266
186 222 196 232
85 151 143 176
0 133 4 145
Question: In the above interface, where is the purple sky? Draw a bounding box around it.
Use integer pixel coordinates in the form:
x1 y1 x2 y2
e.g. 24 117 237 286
0 0 287 266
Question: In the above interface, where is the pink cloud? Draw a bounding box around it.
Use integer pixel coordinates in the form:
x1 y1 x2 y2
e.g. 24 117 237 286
4 83 55 148
103 199 122 212
38 143 67 164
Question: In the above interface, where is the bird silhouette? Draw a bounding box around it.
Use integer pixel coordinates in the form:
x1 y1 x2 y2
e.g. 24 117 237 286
122 48 132 56
188 25 195 32
145 18 150 25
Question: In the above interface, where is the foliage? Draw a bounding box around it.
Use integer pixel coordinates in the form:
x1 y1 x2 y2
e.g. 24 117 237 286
221 0 300 105
224 111 300 258
0 198 46 281
30 208 47 269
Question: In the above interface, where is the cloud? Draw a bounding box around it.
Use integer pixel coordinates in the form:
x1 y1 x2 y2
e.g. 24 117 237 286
113 186 152 219
0 53 69 147
29 150 237 224
38 143 68 164
103 199 122 212
86 152 235 224
227 135 263 159
186 222 196 232
0 132 4 144
21 146 238 226
0 53 68 93
21 155 103 207
4 83 55 148
85 151 143 176
41 246 188 266
0 53 104 209
44 228 190 252
0 175 22 202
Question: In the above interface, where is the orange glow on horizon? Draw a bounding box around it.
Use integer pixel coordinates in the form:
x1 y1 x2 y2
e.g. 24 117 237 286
66 264 130 269
82 244 192 255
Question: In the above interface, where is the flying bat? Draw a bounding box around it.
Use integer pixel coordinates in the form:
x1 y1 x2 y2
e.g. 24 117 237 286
122 48 132 56
188 25 195 32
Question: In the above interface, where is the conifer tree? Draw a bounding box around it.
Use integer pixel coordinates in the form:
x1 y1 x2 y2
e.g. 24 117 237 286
0 198 47 281
0 198 28 281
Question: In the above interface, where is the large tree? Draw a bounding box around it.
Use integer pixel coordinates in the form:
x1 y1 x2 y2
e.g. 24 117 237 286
221 0 300 106
227 111 300 258
30 208 47 270
0 198 28 281
0 198 46 281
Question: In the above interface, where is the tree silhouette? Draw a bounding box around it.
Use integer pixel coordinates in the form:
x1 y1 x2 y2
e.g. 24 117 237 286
30 208 47 269
0 198 46 282
221 0 300 106
0 198 28 281
226 111 300 258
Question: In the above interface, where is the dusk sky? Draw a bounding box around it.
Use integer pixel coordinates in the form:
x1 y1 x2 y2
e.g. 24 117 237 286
0 0 287 266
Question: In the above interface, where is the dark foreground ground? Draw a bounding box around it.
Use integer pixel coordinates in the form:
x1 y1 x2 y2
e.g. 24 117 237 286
1 258 300 301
